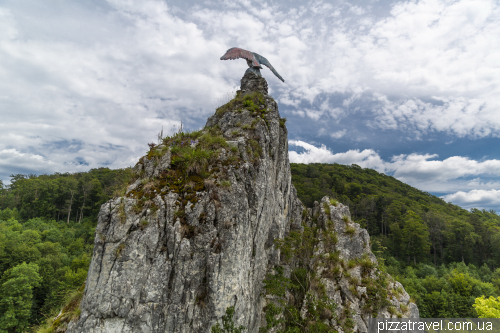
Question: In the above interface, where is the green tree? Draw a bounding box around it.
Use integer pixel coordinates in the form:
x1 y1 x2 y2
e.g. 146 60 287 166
0 262 42 332
447 219 480 263
401 211 430 264
473 296 500 318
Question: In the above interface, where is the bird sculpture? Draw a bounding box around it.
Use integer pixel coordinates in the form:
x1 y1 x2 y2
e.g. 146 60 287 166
220 47 285 82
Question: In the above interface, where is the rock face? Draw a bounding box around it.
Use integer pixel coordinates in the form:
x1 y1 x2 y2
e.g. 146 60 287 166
67 72 418 333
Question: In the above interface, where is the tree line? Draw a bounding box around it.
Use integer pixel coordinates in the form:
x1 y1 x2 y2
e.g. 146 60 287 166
0 168 132 223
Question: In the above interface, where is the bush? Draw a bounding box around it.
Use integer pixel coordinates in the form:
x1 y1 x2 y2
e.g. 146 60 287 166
211 306 246 333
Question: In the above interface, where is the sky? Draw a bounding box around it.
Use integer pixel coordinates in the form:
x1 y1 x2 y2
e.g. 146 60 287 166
0 0 499 211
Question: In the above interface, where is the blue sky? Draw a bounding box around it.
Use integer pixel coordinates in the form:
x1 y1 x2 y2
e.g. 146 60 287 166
0 0 499 211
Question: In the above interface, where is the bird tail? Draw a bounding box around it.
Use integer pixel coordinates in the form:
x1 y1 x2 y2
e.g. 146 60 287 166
252 53 285 82
270 68 284 82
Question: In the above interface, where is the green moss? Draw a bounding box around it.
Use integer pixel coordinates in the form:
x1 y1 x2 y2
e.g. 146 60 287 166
248 139 262 161
115 243 126 257
262 223 341 332
220 180 231 188
214 90 266 119
211 306 246 333
132 201 143 214
361 271 391 316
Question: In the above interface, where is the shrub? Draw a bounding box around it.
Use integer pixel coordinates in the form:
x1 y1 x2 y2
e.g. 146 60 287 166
345 225 356 236
323 202 331 215
118 201 126 224
279 118 287 128
211 306 246 333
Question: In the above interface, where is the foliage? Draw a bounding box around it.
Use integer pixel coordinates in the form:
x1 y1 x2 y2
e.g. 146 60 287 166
401 211 430 264
1 157 499 329
216 91 266 117
211 306 246 333
473 296 500 318
279 118 287 128
0 214 93 330
391 262 498 317
262 222 341 332
0 262 42 332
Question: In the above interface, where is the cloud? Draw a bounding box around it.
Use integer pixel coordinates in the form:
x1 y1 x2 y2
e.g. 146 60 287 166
330 129 346 139
192 0 500 139
277 0 500 137
1 0 500 200
441 190 500 211
289 140 386 170
0 149 56 178
289 140 500 195
0 0 233 181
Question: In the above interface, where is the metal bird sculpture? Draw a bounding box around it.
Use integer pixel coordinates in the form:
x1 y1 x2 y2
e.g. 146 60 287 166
220 47 285 82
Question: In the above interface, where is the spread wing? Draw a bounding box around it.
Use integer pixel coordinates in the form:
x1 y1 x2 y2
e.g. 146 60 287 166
220 47 260 68
252 52 285 82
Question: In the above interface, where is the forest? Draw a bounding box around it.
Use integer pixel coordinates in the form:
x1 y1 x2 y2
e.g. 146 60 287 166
0 163 499 332
0 168 132 332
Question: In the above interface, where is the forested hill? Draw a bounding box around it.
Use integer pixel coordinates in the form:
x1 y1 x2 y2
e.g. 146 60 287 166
291 163 500 268
291 163 500 318
0 164 499 331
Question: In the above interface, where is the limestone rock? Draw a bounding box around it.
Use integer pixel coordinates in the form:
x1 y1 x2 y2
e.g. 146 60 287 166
67 72 418 333
67 72 301 333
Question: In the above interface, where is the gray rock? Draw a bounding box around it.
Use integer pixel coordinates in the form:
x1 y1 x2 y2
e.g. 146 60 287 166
68 72 300 333
67 72 418 333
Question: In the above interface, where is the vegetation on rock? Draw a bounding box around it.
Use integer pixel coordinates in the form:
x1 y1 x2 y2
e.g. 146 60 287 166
211 306 246 333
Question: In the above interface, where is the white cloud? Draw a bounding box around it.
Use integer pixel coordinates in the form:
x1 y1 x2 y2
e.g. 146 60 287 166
0 0 234 181
0 149 56 178
289 140 386 170
289 140 500 194
441 190 500 210
330 129 347 139
277 0 500 137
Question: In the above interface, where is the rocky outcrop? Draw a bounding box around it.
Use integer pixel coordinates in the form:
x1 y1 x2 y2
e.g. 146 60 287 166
261 197 419 333
67 72 418 333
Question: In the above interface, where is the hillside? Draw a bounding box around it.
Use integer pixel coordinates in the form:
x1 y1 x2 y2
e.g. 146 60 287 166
291 163 500 267
291 163 500 317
